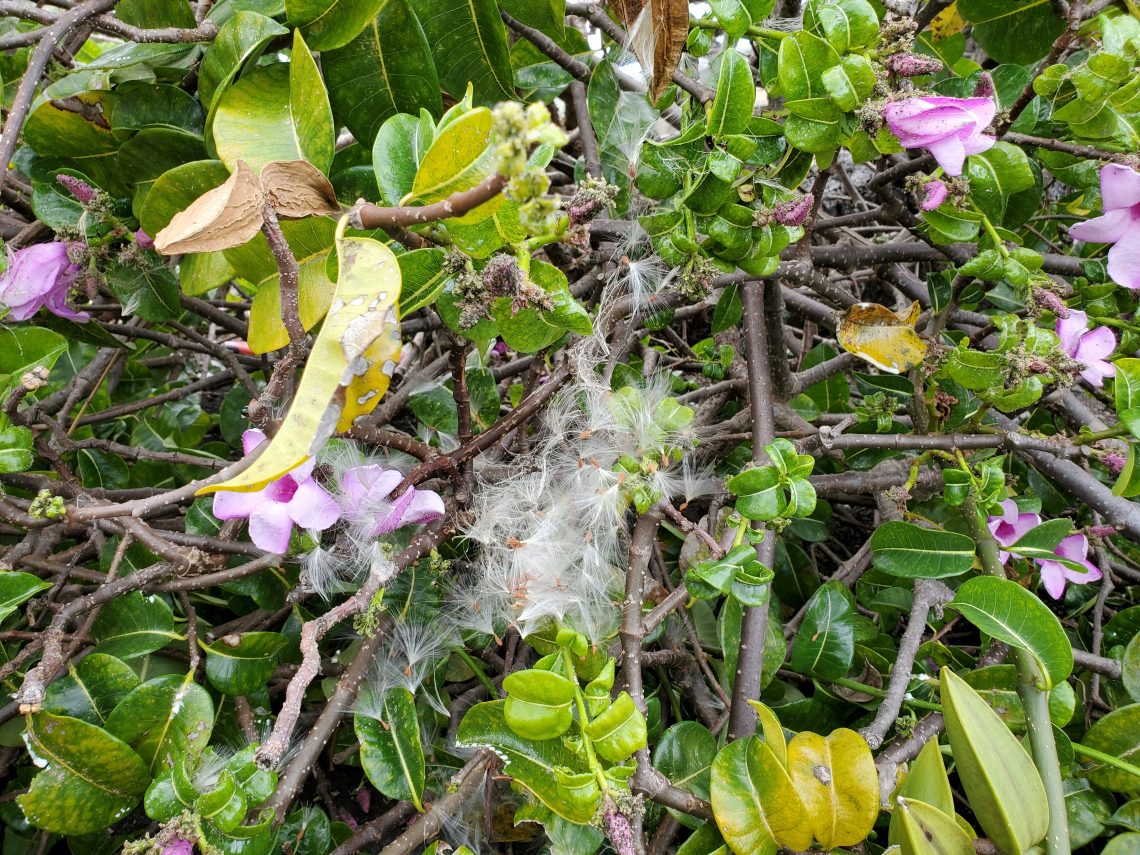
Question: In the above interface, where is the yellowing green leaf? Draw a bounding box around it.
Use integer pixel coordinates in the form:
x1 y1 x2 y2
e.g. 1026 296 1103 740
786 728 878 848
747 700 788 768
710 736 812 855
406 107 503 224
895 797 976 855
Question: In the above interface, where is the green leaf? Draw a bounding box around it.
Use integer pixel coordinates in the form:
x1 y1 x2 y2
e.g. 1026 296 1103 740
18 713 150 835
408 107 497 210
210 33 335 174
407 0 514 104
821 55 875 112
894 798 976 855
323 0 442 144
456 700 598 824
940 667 1049 853
43 653 140 726
870 521 976 579
583 691 647 763
396 248 450 315
502 668 576 740
372 110 435 206
105 674 215 773
0 326 68 390
198 12 289 110
777 30 840 101
957 0 1065 64
1082 704 1140 792
710 0 752 37
1117 360 1140 441
655 721 717 808
92 592 181 660
1006 518 1072 560
139 159 231 238
951 576 1073 689
588 60 657 189
966 142 1035 225
710 736 812 855
105 262 181 322
286 0 382 50
0 571 50 625
707 49 754 137
789 581 854 679
202 631 289 695
804 0 879 52
356 689 425 810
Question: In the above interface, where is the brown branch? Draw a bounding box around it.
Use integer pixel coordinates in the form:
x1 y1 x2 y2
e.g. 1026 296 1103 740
352 175 506 231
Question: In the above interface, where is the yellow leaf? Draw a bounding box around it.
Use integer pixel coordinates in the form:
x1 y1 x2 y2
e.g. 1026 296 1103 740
929 2 967 41
200 221 401 495
747 700 788 769
895 797 976 855
837 301 927 375
786 729 879 849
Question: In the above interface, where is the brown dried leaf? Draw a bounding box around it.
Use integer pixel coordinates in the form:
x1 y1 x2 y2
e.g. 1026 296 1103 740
154 161 264 255
616 0 688 100
609 0 645 26
260 160 341 219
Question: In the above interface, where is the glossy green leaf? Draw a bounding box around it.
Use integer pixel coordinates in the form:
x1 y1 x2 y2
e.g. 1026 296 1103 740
138 159 231 238
789 581 854 679
286 0 382 50
92 591 181 659
43 653 140 726
966 142 1036 225
584 691 647 763
105 674 215 773
407 0 514 103
710 736 813 855
323 0 442 144
0 326 68 390
18 713 150 835
396 248 450 315
655 721 717 806
707 49 754 137
502 667 576 740
0 571 50 625
895 797 976 855
356 688 425 810
210 33 335 174
940 667 1049 853
202 631 289 695
957 0 1065 64
372 110 435 205
456 700 598 824
870 521 976 579
1082 704 1140 792
951 575 1073 689
198 12 288 110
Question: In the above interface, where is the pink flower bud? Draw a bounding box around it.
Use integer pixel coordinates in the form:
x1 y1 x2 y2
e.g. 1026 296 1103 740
773 194 814 227
973 72 995 99
135 229 155 250
604 806 637 855
1035 288 1068 317
1089 524 1118 537
886 52 944 77
56 174 97 204
1102 454 1126 476
920 179 948 211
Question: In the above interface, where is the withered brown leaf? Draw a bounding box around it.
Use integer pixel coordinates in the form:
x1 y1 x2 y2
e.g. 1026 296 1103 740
260 160 341 219
611 0 688 100
154 160 264 255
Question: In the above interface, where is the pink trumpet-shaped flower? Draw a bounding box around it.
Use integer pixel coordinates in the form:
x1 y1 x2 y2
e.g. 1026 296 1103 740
1056 309 1115 387
1068 163 1140 289
339 464 445 536
1037 533 1102 599
986 499 1041 564
0 242 88 322
212 430 341 553
883 95 996 176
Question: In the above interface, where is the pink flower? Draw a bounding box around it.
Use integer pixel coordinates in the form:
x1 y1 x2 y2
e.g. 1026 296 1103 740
338 465 445 536
212 430 341 553
1056 309 1115 387
987 499 1041 564
885 52 943 77
0 243 88 322
56 174 97 204
1068 163 1140 289
883 95 996 176
1036 533 1102 599
921 179 948 211
773 194 814 226
161 841 193 855
135 229 155 250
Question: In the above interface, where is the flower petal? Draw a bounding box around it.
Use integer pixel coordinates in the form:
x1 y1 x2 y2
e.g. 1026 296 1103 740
1055 533 1089 562
1107 221 1140 289
404 488 445 525
242 429 268 455
1068 207 1133 244
1056 309 1089 356
1100 163 1140 212
1075 325 1116 362
248 501 295 553
288 479 342 531
925 133 967 176
1080 360 1115 387
213 488 267 520
1038 561 1067 599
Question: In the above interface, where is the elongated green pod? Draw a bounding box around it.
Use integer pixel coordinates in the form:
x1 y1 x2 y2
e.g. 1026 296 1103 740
940 667 1049 854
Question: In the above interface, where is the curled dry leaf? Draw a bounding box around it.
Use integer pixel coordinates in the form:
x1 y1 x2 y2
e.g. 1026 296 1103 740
837 301 928 375
611 0 687 100
154 160 265 255
260 160 341 219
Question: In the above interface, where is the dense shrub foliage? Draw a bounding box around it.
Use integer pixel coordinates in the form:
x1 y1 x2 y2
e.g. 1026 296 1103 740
0 0 1139 852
